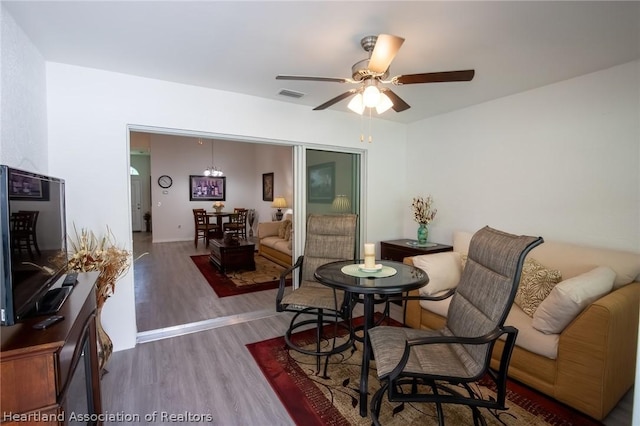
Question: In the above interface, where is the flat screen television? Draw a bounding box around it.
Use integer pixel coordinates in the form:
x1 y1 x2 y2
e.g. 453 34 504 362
0 165 67 326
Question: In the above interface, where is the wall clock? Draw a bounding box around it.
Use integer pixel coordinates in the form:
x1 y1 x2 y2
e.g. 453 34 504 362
158 175 173 188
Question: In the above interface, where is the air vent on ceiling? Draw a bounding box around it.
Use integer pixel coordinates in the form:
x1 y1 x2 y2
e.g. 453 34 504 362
278 89 305 99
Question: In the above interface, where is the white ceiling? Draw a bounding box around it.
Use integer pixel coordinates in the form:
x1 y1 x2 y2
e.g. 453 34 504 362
5 1 640 124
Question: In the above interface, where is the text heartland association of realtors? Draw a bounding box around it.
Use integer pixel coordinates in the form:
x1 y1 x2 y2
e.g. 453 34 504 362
2 411 214 422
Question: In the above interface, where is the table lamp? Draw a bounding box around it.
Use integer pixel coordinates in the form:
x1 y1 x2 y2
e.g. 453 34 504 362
272 197 287 221
331 195 351 213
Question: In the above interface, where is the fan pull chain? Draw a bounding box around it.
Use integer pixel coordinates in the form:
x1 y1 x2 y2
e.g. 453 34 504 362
368 108 373 143
358 108 374 143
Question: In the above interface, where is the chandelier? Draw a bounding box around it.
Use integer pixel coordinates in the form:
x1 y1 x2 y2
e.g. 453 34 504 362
202 139 223 177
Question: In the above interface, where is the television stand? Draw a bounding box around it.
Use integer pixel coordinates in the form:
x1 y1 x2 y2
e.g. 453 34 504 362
1 272 102 424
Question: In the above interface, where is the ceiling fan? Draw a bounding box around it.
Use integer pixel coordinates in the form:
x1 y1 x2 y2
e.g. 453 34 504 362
276 34 475 114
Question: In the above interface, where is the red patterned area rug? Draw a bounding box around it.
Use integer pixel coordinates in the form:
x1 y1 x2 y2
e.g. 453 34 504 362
190 254 291 298
247 316 602 426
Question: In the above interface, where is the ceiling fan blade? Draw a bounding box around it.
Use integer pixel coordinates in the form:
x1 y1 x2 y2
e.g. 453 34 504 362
383 89 411 112
276 75 350 83
394 69 475 85
313 90 357 110
368 34 405 74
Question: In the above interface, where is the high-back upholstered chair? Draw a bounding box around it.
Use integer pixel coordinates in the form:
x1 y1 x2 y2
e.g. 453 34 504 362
276 214 358 374
192 208 217 248
223 208 248 239
368 226 542 425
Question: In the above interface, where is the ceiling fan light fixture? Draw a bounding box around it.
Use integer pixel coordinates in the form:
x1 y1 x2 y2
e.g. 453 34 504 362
376 93 393 114
362 83 381 108
347 93 365 114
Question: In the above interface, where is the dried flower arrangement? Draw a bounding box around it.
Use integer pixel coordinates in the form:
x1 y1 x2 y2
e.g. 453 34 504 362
213 201 225 208
64 224 142 373
66 224 132 309
411 195 437 225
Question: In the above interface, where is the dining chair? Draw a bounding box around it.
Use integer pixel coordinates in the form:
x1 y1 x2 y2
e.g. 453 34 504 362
20 210 40 256
368 226 543 425
192 208 217 248
276 214 358 376
223 208 248 240
11 211 41 259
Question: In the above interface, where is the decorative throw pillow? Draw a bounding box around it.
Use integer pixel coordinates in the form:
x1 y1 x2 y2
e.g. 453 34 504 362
278 219 291 239
412 252 463 296
532 266 615 334
460 254 468 270
284 220 292 241
514 258 562 317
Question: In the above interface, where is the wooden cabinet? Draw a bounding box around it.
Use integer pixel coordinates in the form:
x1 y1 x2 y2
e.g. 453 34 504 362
1 272 102 425
380 239 453 262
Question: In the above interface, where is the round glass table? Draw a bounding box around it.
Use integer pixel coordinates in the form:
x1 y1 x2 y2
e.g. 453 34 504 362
314 259 428 417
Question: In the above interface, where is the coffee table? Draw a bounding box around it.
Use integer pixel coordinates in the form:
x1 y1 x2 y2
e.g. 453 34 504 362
208 238 255 273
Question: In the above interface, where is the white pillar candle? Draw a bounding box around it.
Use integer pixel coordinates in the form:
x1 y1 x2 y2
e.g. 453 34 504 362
364 243 376 269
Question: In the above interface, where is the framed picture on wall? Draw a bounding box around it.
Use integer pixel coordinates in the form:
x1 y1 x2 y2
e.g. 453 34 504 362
307 162 335 203
189 175 226 201
262 172 274 201
8 171 50 201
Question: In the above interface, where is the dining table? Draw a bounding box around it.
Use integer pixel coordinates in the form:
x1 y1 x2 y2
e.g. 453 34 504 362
314 259 429 417
206 211 234 239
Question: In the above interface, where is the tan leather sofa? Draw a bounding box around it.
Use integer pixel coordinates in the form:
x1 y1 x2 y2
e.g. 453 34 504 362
404 231 640 420
257 216 292 268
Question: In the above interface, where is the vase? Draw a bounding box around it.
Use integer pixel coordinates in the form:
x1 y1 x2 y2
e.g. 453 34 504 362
417 224 428 245
247 209 256 237
214 206 223 213
96 305 113 376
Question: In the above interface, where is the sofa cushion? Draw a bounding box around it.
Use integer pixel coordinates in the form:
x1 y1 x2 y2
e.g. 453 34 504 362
272 240 292 256
261 236 284 249
528 243 640 289
506 304 560 359
532 266 616 334
412 252 462 296
419 290 452 317
514 258 562 317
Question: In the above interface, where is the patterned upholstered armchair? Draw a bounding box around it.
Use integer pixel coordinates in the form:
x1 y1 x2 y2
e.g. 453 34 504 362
369 226 543 425
276 214 358 375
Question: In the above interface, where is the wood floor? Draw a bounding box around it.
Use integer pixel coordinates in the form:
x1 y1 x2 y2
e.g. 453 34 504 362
100 232 634 425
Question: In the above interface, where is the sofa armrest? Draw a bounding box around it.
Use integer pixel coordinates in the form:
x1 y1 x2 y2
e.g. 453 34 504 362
258 221 281 239
555 282 639 420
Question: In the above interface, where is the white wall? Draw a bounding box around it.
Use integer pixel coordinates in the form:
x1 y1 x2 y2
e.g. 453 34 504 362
252 143 292 226
0 4 48 173
406 60 640 253
45 63 407 351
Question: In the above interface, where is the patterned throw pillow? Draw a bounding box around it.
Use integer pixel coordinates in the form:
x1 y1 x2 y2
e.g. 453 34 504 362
514 258 562 317
284 221 292 241
278 219 291 239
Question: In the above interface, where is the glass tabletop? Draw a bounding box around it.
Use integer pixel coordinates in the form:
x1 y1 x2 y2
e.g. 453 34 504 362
314 260 428 295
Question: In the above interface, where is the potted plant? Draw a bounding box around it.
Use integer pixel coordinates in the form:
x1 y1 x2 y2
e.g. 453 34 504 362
143 211 151 232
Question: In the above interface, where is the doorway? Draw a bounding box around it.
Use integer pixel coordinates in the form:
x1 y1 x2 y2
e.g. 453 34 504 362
128 128 364 336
